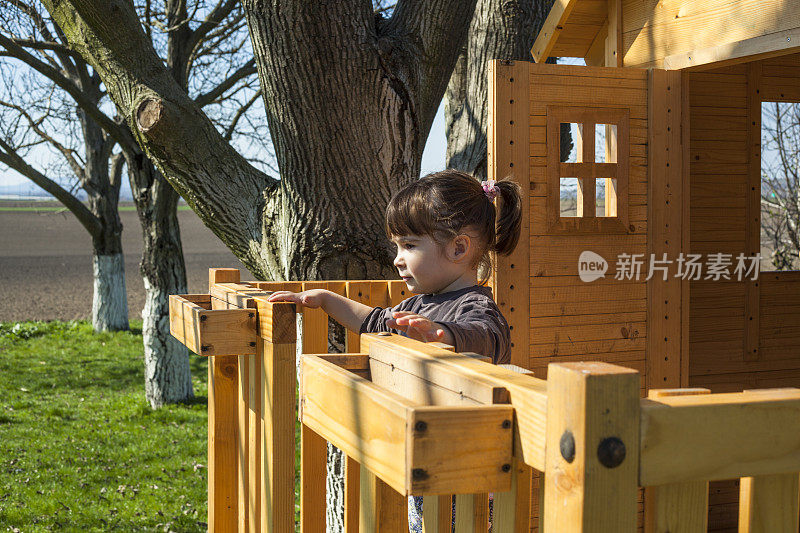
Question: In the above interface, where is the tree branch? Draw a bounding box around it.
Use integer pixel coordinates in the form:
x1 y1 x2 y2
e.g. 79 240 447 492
193 58 256 107
0 32 132 146
0 137 102 238
185 0 238 58
43 0 278 263
387 0 478 124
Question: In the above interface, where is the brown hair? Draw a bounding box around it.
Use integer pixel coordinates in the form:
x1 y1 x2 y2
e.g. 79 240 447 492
385 169 522 281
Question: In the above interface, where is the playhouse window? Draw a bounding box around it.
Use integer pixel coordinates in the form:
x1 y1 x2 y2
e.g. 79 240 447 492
761 101 800 271
548 107 629 233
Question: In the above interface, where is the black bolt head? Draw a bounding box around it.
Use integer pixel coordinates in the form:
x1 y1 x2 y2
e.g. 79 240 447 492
597 437 626 468
560 430 576 463
414 421 427 432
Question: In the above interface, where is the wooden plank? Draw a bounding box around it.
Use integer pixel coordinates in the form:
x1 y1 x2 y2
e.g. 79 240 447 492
260 334 296 531
663 29 800 71
647 69 684 392
622 0 800 68
169 294 257 356
530 0 580 63
247 338 262 533
744 62 761 362
209 267 240 291
644 389 710 533
344 457 360 533
454 494 475 532
489 59 531 368
363 333 549 471
422 495 452 532
738 473 800 533
407 405 513 495
492 459 532 533
301 354 513 495
640 389 800 485
208 353 239 532
300 424 327 533
543 362 640 531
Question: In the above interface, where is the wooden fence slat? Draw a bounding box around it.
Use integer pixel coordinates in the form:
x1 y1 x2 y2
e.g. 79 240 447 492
422 495 451 532
248 340 262 533
345 456 361 533
739 473 800 533
359 468 407 533
493 459 531 533
301 424 327 533
255 299 297 533
346 281 374 352
454 493 475 532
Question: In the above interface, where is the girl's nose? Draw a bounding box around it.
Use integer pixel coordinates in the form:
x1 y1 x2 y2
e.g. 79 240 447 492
393 254 403 268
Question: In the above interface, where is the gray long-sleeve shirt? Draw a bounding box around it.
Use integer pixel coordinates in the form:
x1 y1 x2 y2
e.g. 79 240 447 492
359 284 511 364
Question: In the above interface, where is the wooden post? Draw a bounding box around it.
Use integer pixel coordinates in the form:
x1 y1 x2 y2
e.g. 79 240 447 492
644 389 711 533
345 456 361 533
543 362 640 532
208 268 241 532
359 468 406 533
255 298 297 532
301 424 327 533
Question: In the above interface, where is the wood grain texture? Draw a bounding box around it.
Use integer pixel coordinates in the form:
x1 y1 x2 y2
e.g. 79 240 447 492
488 60 531 368
644 389 710 533
641 389 800 485
739 472 800 533
543 362 640 532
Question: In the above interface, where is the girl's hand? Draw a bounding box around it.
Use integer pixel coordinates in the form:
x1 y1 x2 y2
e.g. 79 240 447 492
386 311 449 343
267 289 327 308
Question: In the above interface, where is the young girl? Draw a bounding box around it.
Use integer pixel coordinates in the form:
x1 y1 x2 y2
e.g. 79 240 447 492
267 169 522 528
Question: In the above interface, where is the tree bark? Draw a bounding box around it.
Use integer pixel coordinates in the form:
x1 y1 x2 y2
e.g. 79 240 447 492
444 0 554 178
91 252 128 331
127 150 194 407
44 0 478 282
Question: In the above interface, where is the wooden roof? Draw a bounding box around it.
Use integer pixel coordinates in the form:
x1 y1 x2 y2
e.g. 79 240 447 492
531 0 607 63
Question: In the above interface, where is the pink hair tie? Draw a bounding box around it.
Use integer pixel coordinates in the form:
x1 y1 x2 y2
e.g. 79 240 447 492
481 179 497 201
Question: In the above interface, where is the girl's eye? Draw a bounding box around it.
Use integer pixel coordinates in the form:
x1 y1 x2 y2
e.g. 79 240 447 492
405 244 415 250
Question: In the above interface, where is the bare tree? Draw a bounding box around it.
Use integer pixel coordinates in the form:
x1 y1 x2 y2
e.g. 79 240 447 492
761 101 800 271
0 33 129 332
0 0 269 407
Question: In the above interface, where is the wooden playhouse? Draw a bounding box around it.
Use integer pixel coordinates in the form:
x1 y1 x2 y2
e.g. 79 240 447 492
486 0 800 529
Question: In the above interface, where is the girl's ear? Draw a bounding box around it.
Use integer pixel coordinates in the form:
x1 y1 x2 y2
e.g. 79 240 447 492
448 234 472 263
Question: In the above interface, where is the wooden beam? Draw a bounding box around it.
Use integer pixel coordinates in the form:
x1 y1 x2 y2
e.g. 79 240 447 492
640 389 800 485
531 0 579 63
301 354 514 495
362 333 548 470
662 28 800 71
488 59 531 369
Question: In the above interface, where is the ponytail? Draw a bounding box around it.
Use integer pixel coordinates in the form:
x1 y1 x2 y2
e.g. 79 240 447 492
492 179 522 256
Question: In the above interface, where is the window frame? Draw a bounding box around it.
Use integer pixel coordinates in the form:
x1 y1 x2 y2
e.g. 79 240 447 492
546 106 631 234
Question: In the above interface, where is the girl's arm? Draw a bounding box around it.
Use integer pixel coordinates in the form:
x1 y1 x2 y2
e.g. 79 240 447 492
267 289 374 332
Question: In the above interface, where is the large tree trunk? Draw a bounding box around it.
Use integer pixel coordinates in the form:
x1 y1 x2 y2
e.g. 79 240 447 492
445 0 553 178
127 151 193 407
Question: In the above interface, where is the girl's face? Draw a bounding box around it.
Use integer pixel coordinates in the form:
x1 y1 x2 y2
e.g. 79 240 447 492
391 233 475 294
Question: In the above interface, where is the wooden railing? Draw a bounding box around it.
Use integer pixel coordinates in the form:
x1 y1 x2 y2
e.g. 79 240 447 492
169 268 800 532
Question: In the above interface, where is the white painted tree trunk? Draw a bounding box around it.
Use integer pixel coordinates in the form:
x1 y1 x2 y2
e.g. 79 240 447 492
142 277 193 408
92 252 129 331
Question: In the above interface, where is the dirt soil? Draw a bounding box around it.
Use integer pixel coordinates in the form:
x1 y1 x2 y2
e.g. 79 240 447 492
0 202 254 322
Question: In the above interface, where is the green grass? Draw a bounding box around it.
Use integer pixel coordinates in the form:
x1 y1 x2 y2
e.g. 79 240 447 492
0 320 209 531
